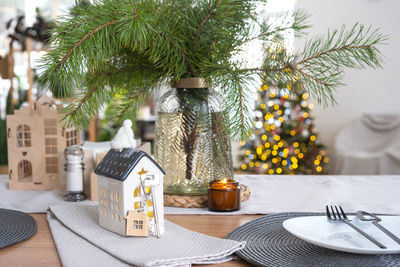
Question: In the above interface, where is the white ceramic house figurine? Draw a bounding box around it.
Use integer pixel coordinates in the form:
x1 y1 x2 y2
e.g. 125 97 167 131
94 120 165 237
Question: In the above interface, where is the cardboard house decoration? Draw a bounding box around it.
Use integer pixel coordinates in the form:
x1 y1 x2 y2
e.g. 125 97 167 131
94 148 165 237
6 96 80 190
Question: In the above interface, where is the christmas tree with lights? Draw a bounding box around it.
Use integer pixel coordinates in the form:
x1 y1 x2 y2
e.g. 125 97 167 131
240 49 329 175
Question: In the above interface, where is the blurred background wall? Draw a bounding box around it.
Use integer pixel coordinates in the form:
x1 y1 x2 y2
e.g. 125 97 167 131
295 0 400 152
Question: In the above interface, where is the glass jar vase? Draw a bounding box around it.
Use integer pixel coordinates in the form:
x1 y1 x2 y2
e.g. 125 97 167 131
155 78 233 195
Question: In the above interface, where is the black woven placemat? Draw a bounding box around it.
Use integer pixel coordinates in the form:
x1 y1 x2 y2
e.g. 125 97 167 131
0 208 37 249
227 212 400 267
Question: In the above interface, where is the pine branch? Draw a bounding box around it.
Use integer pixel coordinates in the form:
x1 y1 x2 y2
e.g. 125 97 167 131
38 0 386 137
193 0 222 48
240 9 310 46
67 86 97 118
291 66 328 86
234 76 245 130
56 18 119 70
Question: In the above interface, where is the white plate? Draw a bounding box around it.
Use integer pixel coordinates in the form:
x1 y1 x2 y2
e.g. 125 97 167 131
283 215 400 254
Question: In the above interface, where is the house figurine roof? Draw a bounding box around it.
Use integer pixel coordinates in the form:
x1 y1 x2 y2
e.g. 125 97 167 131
94 148 165 181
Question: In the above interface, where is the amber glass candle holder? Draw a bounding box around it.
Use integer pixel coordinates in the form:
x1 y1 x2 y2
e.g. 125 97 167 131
208 178 240 212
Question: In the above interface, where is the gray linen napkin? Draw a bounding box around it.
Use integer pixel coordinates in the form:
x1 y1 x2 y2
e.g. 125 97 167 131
48 205 245 267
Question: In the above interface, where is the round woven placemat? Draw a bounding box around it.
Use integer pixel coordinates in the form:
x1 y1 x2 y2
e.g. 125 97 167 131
227 212 400 267
164 184 251 208
0 208 37 249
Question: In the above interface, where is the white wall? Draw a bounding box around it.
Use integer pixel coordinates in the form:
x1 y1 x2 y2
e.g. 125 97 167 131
295 0 400 153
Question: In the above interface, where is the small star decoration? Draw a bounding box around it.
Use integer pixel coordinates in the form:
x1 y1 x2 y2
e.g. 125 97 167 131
137 168 148 176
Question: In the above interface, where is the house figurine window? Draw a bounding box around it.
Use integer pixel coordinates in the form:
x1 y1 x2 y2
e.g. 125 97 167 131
66 129 78 147
16 124 31 147
133 220 143 230
44 119 57 135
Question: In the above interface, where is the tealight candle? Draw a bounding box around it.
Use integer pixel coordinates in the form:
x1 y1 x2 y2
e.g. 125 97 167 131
208 178 240 212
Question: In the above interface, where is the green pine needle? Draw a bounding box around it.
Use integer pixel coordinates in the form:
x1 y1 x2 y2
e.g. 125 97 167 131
38 0 387 140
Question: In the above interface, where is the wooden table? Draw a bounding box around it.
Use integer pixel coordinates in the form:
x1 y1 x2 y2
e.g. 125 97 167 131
0 214 261 266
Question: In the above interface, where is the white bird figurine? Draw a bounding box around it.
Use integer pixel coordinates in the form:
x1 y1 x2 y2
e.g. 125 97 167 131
110 120 136 151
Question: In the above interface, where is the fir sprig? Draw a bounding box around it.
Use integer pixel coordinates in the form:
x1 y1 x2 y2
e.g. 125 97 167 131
39 0 386 139
258 23 387 106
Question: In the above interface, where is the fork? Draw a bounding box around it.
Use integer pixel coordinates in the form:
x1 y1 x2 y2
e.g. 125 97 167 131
326 205 386 249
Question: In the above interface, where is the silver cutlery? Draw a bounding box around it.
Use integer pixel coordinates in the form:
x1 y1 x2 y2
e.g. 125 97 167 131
326 205 386 249
357 211 400 245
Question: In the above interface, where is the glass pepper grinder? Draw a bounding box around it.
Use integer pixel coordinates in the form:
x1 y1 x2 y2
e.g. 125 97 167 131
64 146 86 202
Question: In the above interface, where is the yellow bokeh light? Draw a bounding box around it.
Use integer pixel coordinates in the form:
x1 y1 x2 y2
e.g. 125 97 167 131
277 168 283 174
274 104 279 110
302 93 308 99
271 125 276 130
272 150 278 156
274 135 281 141
268 169 274 174
290 130 296 136
303 112 309 118
278 141 283 147
273 145 279 150
263 163 269 169
277 110 283 115
309 104 314 109
245 150 251 156
295 149 300 154
310 135 316 141
291 157 298 163
324 157 329 163
270 93 276 98
279 117 284 122
260 103 266 109
282 160 287 166
255 161 260 167
283 148 289 154
272 158 278 164
249 161 255 167
263 84 269 90
261 154 267 161
265 142 270 148
317 155 322 160
287 85 291 90
241 164 247 170
298 153 304 158
258 87 263 92
257 147 263 155
292 163 298 169
314 160 320 165
293 142 299 148
316 166 322 172
262 135 268 141
240 140 246 145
